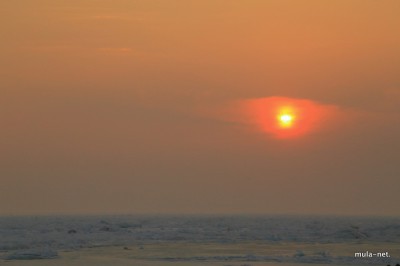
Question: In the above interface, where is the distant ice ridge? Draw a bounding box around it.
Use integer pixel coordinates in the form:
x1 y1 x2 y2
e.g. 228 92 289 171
0 215 399 252
158 253 391 265
5 248 58 260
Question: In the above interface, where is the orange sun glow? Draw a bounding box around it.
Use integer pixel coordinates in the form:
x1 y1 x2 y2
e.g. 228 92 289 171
236 97 339 139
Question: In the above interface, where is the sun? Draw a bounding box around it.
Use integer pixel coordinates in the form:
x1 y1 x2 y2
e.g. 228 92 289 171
280 114 293 123
278 113 294 128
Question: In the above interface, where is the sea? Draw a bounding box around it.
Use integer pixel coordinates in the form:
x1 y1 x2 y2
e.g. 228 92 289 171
0 215 399 265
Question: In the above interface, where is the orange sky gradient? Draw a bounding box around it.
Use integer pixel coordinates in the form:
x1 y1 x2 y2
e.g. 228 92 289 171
1 0 400 216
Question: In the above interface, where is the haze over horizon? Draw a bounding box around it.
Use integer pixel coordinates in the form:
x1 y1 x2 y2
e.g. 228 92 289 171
1 0 399 216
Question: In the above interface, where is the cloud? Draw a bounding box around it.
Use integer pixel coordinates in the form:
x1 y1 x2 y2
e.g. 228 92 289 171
96 47 134 54
89 15 138 21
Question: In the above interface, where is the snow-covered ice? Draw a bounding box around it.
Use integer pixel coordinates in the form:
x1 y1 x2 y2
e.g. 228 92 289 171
0 215 399 265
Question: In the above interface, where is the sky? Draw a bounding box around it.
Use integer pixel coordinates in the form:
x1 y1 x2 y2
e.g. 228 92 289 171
1 0 399 216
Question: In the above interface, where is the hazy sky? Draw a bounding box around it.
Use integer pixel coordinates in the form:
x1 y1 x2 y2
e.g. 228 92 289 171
1 0 399 216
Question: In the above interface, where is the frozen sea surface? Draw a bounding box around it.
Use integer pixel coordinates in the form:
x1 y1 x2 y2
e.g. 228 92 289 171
0 215 399 265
